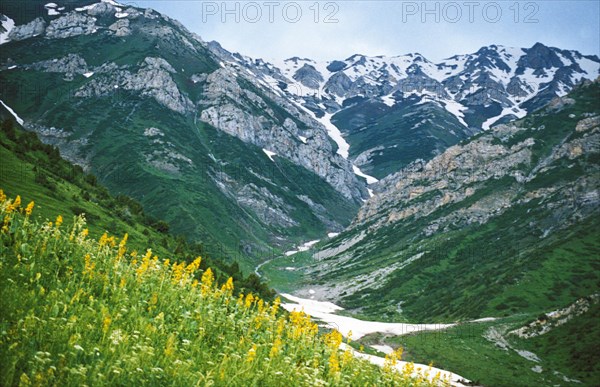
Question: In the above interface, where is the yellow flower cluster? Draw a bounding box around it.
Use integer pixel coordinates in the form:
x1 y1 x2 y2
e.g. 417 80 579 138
2 193 21 214
384 347 404 373
136 249 159 280
83 254 96 277
200 267 214 295
55 215 63 228
117 233 128 260
99 232 116 248
0 190 438 387
25 201 34 216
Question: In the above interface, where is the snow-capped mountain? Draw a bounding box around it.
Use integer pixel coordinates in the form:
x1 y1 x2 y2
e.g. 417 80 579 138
0 0 366 261
209 42 600 179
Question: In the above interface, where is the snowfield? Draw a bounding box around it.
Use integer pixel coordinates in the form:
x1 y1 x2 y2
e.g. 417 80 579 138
341 343 472 387
281 293 455 339
0 99 25 125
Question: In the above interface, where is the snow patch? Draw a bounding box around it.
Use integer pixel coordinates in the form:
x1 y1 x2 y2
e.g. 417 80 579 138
341 343 471 387
327 232 340 238
353 165 379 184
482 106 527 130
101 0 125 6
75 4 97 12
442 99 468 127
115 12 129 18
262 149 277 162
381 94 396 107
370 344 394 354
298 135 307 143
0 15 15 45
314 113 350 159
281 293 455 340
0 99 24 125
83 72 94 78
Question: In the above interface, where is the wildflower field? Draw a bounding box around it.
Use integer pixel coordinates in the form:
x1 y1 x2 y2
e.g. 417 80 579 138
0 190 439 386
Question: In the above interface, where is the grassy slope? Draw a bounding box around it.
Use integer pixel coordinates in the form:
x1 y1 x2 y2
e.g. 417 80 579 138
0 186 437 387
0 116 274 299
372 307 600 387
332 97 470 179
0 11 359 266
304 83 600 322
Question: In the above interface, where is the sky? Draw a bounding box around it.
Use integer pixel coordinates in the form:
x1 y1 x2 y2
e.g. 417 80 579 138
133 0 600 62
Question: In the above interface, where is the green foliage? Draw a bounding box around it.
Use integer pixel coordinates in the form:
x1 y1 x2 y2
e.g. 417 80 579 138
0 119 273 300
0 195 435 387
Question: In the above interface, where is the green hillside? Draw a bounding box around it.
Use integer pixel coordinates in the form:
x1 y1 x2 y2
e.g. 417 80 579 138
332 96 473 179
296 81 599 322
0 3 360 268
0 190 438 386
0 116 273 298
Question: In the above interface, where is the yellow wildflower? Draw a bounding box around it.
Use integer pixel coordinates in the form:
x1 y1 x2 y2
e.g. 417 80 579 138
55 215 62 228
164 333 177 357
25 201 34 216
246 344 257 363
185 256 201 275
102 314 112 334
220 277 234 294
117 233 128 260
83 254 96 276
136 249 153 279
328 351 340 375
269 337 282 358
244 293 255 308
0 189 6 203
200 268 214 294
270 297 281 317
171 261 185 284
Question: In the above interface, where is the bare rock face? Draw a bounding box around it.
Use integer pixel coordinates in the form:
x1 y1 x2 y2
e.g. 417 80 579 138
109 19 131 37
45 12 97 39
29 54 89 77
7 17 46 41
75 57 193 114
199 67 366 202
293 63 324 89
87 2 117 17
356 115 599 235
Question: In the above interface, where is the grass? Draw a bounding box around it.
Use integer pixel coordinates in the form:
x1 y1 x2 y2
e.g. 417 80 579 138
360 306 600 387
0 119 274 300
0 192 440 387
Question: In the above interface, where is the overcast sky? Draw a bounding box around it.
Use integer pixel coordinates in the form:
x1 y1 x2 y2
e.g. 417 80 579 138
133 0 600 62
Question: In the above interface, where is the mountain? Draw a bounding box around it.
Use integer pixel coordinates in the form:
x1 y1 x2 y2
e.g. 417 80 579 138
0 0 366 267
0 112 274 298
277 80 599 322
211 43 600 179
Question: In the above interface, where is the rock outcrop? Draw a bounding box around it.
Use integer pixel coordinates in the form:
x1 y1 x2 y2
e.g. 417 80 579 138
45 12 97 39
7 17 46 41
